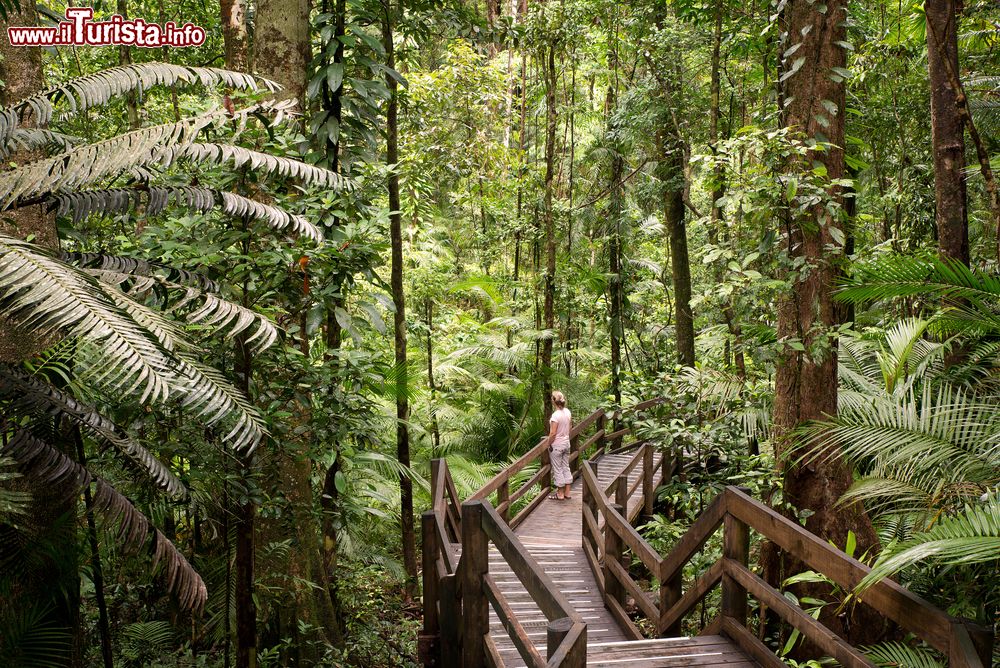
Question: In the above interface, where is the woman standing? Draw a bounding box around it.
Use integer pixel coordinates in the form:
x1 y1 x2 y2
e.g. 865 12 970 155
544 391 573 499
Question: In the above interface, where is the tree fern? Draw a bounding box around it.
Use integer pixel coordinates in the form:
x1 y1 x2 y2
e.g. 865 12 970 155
863 641 944 668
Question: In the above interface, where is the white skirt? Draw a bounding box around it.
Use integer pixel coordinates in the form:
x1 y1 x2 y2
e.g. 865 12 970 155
550 443 572 487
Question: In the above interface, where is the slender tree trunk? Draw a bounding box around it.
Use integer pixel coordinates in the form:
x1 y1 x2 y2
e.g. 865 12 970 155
233 334 257 668
221 0 250 72
117 0 140 129
383 1 419 600
769 0 880 647
925 0 969 266
605 38 625 405
426 300 441 454
75 431 113 668
662 142 693 368
541 41 558 420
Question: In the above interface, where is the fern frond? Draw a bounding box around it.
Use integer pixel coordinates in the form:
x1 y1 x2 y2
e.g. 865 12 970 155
155 143 351 191
863 641 944 668
0 365 186 498
3 128 78 155
0 235 175 403
65 251 220 292
174 355 266 451
53 185 323 241
856 501 1000 595
1 62 278 143
2 428 207 610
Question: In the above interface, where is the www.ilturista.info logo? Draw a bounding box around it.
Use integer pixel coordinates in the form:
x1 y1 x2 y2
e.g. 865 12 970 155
7 7 206 47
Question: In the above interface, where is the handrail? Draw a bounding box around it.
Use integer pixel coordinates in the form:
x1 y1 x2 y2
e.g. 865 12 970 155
579 459 994 667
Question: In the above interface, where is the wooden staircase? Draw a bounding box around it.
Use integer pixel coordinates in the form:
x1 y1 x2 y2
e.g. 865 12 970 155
420 399 994 668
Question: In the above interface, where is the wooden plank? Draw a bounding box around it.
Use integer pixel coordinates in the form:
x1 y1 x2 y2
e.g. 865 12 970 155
484 633 503 668
606 557 659 622
721 616 785 668
605 594 644 641
724 559 875 668
478 501 581 624
723 487 955 655
510 482 549 529
657 559 723 636
508 465 549 508
581 428 605 450
422 511 440 648
582 503 601 552
603 504 661 574
484 575 546 668
605 427 630 442
581 537 604 596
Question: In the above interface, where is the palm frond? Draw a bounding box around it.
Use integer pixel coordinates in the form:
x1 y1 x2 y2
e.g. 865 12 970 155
2 128 78 155
53 186 323 241
1 62 278 144
1 428 207 610
65 251 220 292
174 355 266 451
856 501 1000 595
0 365 186 498
863 641 944 668
0 234 175 403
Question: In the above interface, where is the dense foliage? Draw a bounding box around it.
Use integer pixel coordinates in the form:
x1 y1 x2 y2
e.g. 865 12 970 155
0 0 997 666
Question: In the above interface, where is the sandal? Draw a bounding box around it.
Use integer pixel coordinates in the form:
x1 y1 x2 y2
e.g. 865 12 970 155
548 494 564 500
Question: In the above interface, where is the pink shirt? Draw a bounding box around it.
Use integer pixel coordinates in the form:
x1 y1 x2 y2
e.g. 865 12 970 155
549 407 572 447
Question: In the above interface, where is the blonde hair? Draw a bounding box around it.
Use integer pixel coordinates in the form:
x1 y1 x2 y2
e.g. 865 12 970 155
552 391 567 408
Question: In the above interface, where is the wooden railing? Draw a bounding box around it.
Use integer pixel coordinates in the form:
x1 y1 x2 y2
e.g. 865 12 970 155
420 398 668 667
580 465 995 668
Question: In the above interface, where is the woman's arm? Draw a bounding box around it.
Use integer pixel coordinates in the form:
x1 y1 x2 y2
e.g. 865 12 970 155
542 418 558 448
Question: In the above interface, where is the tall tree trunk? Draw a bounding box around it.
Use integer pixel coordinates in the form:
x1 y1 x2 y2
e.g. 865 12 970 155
233 333 258 668
925 0 969 266
383 0 419 600
319 0 349 646
0 13 82 666
662 141 693 368
605 36 624 405
708 1 743 376
117 0 140 129
254 0 311 105
221 0 251 72
541 42 558 420
769 0 880 646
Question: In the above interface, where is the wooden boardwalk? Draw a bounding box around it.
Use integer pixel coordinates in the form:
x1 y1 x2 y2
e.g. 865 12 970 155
489 450 758 667
424 399 992 668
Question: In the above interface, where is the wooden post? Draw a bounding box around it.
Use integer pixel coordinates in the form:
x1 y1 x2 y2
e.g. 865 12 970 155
461 502 489 668
597 412 607 456
721 513 750 627
439 573 460 668
659 567 683 637
547 617 572 659
604 502 625 607
541 443 552 491
584 462 598 556
615 473 628 511
951 619 994 668
497 478 510 524
570 430 580 477
420 511 439 667
642 443 654 519
547 617 585 666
